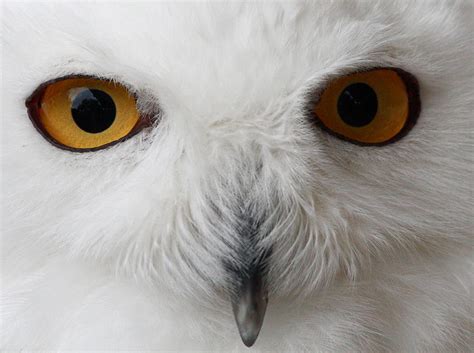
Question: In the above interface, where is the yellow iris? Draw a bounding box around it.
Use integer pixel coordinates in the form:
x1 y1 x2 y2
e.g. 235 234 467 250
313 69 419 145
27 77 141 150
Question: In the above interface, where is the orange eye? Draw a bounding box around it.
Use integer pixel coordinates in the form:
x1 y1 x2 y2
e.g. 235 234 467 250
26 77 151 151
313 68 420 145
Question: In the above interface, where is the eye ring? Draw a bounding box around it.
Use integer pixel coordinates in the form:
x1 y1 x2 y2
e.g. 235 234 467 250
309 67 421 146
25 75 153 152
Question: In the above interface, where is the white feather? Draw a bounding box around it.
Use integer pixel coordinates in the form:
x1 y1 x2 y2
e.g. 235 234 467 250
1 1 473 351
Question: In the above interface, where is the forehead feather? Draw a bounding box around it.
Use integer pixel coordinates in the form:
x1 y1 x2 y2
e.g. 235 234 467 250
5 1 462 119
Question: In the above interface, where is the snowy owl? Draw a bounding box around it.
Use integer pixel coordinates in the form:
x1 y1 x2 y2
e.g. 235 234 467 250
1 1 473 352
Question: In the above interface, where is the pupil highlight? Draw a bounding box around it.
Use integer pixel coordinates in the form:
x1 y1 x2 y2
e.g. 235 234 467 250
337 83 377 127
71 89 116 133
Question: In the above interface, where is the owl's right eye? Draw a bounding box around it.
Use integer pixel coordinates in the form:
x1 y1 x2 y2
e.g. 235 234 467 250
26 76 152 151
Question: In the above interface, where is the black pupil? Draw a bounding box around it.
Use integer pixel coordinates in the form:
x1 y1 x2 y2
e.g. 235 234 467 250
71 89 116 133
337 83 378 127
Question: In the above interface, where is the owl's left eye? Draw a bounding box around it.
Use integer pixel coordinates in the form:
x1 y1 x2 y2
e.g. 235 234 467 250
26 76 151 151
311 68 420 145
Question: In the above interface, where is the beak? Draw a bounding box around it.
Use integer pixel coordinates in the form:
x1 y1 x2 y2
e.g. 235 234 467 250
231 270 268 347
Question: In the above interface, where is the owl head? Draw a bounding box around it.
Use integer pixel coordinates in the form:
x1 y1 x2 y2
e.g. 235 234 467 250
2 1 472 346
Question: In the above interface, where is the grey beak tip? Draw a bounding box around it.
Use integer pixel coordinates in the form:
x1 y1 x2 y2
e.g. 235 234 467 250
241 333 259 348
231 273 268 347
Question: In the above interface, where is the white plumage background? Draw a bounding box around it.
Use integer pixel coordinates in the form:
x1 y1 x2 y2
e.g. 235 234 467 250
1 1 473 352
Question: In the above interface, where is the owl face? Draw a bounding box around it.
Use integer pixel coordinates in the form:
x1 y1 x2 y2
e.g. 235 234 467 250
2 1 472 346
